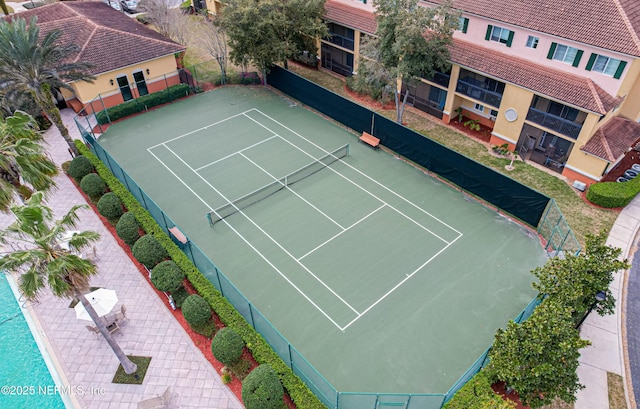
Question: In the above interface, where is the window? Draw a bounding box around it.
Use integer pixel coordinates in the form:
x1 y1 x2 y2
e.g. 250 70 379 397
525 36 539 49
458 17 469 33
474 103 485 112
585 53 627 79
547 42 583 67
133 71 148 96
485 25 514 47
116 75 133 101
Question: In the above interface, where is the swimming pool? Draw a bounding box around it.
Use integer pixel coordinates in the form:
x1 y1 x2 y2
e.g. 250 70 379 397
0 274 67 409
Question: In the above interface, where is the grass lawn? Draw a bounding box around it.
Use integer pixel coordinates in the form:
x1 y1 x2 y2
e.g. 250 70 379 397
287 63 618 244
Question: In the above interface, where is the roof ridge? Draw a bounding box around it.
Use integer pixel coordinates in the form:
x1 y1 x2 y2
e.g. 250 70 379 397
586 79 606 114
611 0 640 55
99 25 182 48
600 128 615 160
73 24 99 64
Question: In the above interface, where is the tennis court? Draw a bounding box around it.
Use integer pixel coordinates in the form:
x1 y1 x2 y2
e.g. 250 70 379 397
97 86 547 394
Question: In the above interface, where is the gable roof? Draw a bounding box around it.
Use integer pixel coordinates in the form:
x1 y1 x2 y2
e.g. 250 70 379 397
5 2 185 76
424 0 640 57
325 0 377 34
450 39 620 115
581 116 640 161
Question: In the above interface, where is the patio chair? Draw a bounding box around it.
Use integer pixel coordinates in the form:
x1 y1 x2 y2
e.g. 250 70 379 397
85 325 100 337
83 246 98 262
115 305 129 324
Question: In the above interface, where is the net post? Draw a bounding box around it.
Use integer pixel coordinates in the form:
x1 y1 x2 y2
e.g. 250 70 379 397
346 143 350 157
206 212 213 227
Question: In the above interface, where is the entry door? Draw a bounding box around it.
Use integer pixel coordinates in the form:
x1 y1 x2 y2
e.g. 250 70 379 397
117 76 133 101
133 71 149 96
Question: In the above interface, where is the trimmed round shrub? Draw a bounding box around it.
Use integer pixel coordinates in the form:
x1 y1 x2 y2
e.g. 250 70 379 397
68 155 94 182
181 294 211 328
80 173 106 199
116 212 141 246
97 192 123 220
131 234 168 269
586 179 640 208
211 327 245 366
151 260 184 292
242 364 283 409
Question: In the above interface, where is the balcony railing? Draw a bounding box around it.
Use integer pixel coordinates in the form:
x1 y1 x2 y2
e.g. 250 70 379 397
455 80 502 107
526 108 583 139
325 34 355 51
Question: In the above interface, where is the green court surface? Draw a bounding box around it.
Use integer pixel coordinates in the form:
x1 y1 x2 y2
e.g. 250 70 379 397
97 87 547 393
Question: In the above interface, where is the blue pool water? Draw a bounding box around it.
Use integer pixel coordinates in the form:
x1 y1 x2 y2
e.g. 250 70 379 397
0 274 66 409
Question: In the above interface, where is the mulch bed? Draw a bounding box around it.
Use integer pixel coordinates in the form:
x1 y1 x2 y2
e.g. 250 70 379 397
447 116 493 144
491 382 529 409
68 173 296 408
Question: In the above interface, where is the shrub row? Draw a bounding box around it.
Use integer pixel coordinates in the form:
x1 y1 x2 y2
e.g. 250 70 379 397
442 371 515 409
586 176 640 208
95 84 191 125
76 141 327 409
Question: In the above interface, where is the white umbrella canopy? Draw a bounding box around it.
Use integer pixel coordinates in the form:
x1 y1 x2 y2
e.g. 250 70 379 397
74 288 118 321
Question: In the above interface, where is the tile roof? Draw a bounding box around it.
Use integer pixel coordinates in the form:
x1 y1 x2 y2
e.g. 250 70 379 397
5 2 185 76
581 116 640 161
424 0 640 57
450 39 620 115
325 0 377 34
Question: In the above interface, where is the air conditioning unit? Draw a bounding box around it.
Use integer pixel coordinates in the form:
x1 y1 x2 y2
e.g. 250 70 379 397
572 180 587 191
490 115 497 121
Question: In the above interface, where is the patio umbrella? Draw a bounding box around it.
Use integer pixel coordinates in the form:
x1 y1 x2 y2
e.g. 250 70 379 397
74 288 118 321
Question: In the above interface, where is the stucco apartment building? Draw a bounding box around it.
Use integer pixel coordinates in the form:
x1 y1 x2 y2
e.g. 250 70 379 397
322 0 640 187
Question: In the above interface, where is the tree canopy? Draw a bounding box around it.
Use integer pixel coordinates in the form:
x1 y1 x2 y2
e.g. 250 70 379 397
354 0 458 122
0 16 95 156
217 0 327 82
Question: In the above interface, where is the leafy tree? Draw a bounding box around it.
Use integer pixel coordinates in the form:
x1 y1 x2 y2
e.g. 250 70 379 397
363 0 458 123
0 17 95 156
217 0 327 83
199 19 229 84
0 192 138 374
533 231 629 320
488 300 590 408
0 111 57 212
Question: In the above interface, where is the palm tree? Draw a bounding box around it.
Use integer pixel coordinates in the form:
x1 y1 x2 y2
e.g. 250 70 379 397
0 16 95 156
0 1 8 17
0 192 138 374
0 111 58 212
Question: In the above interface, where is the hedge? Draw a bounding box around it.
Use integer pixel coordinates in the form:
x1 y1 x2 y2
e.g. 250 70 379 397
151 260 184 293
586 177 640 208
132 234 169 269
442 371 515 409
76 140 327 409
95 84 191 125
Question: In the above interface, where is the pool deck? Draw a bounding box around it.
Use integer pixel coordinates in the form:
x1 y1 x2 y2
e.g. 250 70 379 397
0 109 243 409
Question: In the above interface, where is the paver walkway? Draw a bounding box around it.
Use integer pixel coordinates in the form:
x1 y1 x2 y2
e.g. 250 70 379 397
0 109 243 409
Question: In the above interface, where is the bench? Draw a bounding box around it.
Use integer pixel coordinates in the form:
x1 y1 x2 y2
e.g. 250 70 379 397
359 132 380 148
168 226 188 244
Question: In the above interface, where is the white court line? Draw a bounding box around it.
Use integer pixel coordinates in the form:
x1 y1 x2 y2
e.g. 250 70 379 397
298 204 386 261
161 144 362 320
148 145 351 330
147 110 251 150
243 112 458 245
341 233 463 331
237 152 345 230
194 134 279 171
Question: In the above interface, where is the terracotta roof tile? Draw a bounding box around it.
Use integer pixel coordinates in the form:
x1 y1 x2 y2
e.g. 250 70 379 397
450 39 620 114
424 0 640 57
325 0 377 34
4 2 185 76
581 116 640 161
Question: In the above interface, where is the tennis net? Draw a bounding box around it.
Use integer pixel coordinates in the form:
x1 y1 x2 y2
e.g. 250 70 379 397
207 144 349 226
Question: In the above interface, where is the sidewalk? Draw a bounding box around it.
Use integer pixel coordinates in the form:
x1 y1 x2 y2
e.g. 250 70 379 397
0 109 243 409
575 194 640 409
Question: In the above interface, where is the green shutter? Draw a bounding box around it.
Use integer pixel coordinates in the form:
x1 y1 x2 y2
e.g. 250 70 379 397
614 61 627 79
462 18 469 34
547 42 557 59
506 31 514 47
485 25 493 41
585 53 597 71
572 50 583 67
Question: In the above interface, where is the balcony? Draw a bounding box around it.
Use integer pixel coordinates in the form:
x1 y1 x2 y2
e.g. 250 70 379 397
526 108 583 139
456 80 502 107
423 72 450 88
325 33 354 51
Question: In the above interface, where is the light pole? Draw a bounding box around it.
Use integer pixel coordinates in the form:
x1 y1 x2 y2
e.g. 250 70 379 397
576 290 606 329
